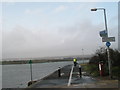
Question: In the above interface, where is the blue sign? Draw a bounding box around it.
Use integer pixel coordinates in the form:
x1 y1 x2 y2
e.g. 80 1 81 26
99 30 107 37
106 42 111 47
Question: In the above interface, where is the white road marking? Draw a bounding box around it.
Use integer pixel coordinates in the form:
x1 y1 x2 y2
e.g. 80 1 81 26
67 65 74 86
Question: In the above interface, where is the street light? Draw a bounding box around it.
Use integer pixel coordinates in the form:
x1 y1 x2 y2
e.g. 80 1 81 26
91 8 112 78
91 8 97 11
91 8 108 37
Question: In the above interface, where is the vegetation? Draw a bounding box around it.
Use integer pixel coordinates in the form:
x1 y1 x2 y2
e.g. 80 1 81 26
86 47 120 79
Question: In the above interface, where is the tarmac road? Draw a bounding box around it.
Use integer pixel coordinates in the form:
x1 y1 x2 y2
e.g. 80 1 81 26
27 64 101 88
26 64 119 89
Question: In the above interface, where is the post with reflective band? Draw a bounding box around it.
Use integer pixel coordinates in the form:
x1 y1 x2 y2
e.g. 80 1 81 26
79 65 82 78
58 67 61 77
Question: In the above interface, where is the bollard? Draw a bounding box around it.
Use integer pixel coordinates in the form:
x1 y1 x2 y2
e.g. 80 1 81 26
99 61 104 76
58 67 61 77
79 65 82 77
28 80 37 86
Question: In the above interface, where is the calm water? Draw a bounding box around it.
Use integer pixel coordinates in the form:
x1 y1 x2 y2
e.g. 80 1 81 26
2 60 89 88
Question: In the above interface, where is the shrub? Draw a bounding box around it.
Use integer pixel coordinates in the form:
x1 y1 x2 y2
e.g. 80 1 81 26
88 47 120 78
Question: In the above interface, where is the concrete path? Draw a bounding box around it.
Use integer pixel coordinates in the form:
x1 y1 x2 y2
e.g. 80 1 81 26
27 64 119 88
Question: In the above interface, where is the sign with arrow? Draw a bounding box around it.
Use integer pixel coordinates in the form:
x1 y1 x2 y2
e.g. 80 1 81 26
106 42 111 47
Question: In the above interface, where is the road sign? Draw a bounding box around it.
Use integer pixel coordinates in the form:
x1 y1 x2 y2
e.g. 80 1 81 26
106 42 111 47
102 37 115 42
99 30 107 37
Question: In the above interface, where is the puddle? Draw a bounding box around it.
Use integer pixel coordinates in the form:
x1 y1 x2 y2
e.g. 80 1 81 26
71 76 96 84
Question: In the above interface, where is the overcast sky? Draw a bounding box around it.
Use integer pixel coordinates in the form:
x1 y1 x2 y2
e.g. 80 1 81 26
1 1 118 59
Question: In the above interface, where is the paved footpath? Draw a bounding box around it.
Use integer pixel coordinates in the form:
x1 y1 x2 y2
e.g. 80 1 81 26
26 64 119 89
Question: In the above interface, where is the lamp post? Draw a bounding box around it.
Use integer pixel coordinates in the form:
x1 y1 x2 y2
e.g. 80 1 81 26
91 8 108 37
91 8 112 78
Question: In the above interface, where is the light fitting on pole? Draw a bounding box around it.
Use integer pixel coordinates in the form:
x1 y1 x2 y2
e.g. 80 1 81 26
91 8 97 11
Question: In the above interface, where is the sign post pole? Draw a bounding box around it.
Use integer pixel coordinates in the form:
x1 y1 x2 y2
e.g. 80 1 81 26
29 60 33 81
106 42 112 78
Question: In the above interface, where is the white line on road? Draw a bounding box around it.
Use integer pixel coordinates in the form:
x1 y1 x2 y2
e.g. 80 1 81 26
67 65 74 86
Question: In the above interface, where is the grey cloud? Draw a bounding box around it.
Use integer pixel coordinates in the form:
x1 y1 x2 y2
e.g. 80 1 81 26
2 19 117 59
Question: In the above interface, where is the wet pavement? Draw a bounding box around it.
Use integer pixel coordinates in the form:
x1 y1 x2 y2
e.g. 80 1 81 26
27 64 100 88
25 64 119 88
27 65 72 88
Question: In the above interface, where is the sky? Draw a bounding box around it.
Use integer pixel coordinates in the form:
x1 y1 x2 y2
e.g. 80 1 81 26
1 1 118 60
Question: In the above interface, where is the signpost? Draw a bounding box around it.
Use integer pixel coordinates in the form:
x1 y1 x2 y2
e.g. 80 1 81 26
106 42 112 78
102 37 115 78
100 32 115 78
29 60 33 81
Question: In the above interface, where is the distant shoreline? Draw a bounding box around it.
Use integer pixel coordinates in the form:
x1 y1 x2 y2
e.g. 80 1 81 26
0 59 89 65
